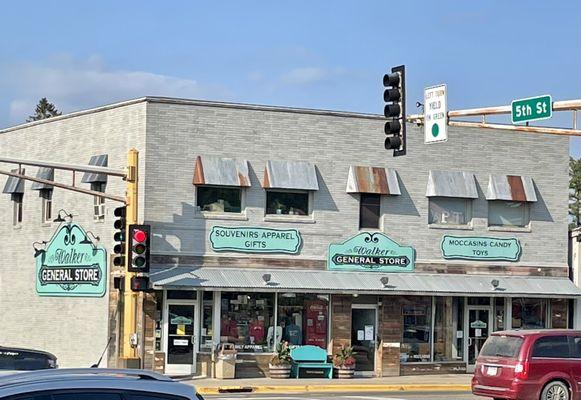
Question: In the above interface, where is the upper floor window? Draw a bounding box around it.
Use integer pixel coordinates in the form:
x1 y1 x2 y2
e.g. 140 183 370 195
91 182 106 221
12 193 23 226
488 201 529 227
428 197 471 225
266 190 309 215
197 186 241 213
40 189 53 223
359 193 380 229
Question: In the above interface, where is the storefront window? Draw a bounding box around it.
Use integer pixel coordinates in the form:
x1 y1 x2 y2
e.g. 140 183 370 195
401 297 431 363
266 191 309 215
551 299 568 329
494 298 505 331
220 292 274 352
488 201 529 227
428 197 471 225
197 186 241 213
200 292 214 351
512 298 547 329
433 297 463 361
276 293 329 349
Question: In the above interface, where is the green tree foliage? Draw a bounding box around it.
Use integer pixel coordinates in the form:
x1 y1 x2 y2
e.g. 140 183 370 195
570 157 581 229
27 98 62 122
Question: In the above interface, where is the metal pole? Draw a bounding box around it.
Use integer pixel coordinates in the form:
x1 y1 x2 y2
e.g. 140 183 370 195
0 156 125 177
121 149 140 365
448 120 581 137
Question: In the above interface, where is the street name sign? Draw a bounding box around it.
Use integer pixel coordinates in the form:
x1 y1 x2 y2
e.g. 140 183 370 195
511 95 552 124
424 84 448 144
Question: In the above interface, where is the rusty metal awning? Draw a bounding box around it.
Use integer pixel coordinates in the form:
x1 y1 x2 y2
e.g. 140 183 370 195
486 175 537 202
262 160 319 191
81 154 108 183
31 167 54 190
346 165 400 195
426 170 478 199
193 156 250 187
2 168 25 194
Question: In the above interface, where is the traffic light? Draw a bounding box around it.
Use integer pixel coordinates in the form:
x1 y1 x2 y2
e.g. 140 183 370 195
383 65 406 156
128 224 151 273
113 206 126 267
130 276 150 292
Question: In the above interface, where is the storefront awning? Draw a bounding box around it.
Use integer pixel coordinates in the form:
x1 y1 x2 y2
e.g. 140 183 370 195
262 160 319 191
426 170 478 199
193 155 250 187
150 266 581 298
346 166 400 195
2 169 25 194
81 154 108 183
486 174 537 202
31 167 54 190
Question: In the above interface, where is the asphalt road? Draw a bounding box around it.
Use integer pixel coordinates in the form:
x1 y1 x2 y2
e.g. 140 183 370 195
206 392 484 400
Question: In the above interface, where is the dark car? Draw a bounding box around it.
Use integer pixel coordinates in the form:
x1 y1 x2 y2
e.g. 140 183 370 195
0 346 57 375
472 329 581 400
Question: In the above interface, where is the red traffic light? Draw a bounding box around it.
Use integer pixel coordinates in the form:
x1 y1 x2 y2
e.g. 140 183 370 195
133 229 147 243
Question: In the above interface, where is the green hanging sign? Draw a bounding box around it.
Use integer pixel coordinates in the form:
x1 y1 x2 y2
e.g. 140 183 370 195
441 235 521 262
209 226 302 254
35 223 107 297
328 232 415 272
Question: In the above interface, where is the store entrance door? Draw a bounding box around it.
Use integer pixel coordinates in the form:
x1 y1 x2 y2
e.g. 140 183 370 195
351 305 378 375
465 306 492 373
164 302 197 375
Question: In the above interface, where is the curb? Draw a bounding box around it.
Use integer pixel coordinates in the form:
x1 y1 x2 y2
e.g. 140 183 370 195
197 383 472 395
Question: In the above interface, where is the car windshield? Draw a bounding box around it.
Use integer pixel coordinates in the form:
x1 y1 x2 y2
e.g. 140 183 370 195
479 335 524 358
0 349 56 370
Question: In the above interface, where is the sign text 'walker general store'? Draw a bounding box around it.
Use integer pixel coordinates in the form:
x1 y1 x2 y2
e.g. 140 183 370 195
328 232 415 272
209 226 302 254
441 235 521 262
35 222 107 297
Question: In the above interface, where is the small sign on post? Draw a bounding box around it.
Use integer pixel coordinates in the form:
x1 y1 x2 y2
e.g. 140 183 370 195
511 95 552 124
424 84 448 144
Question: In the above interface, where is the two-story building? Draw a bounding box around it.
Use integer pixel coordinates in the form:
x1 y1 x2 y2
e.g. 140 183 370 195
0 96 578 377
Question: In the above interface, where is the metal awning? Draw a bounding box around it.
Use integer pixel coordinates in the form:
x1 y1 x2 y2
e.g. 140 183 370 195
486 175 537 202
81 154 108 183
192 155 250 187
426 170 478 198
346 166 401 195
262 160 319 191
31 167 54 190
2 169 25 194
149 266 581 298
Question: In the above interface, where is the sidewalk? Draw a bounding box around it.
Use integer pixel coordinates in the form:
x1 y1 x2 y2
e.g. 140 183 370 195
183 374 473 395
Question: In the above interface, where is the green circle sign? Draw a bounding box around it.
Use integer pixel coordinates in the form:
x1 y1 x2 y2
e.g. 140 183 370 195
432 123 439 137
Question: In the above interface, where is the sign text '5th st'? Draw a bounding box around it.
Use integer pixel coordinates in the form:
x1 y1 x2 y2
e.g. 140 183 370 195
511 95 552 124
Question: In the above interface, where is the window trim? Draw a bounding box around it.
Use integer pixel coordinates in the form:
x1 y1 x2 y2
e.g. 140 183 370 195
428 197 473 229
487 200 531 230
264 188 312 217
359 193 381 230
195 185 244 215
91 182 106 221
40 189 53 223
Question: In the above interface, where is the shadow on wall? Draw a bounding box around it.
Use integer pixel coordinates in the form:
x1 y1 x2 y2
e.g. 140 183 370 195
382 173 420 217
530 183 554 223
315 166 339 212
472 180 488 220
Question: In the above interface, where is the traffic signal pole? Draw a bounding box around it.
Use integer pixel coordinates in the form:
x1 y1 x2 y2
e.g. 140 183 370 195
121 149 139 365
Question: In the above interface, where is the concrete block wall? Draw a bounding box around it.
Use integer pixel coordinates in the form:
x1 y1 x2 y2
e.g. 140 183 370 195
144 100 569 270
0 101 147 367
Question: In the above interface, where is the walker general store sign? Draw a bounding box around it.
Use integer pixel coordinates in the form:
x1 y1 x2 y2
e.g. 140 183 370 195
209 226 302 254
328 232 415 272
35 223 107 297
441 235 521 262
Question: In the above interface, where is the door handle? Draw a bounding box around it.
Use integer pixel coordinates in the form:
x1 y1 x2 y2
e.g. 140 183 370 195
468 337 473 346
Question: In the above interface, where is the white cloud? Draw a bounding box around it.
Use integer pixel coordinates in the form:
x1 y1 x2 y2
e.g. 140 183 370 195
1 55 232 125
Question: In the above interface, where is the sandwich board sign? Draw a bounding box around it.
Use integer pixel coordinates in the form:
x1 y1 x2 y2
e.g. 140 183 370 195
424 84 448 144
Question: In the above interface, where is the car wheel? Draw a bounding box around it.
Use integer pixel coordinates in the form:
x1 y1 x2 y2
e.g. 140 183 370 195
541 381 569 400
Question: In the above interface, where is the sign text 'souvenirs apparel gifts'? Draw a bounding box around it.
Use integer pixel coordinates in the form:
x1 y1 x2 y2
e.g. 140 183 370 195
209 226 302 254
328 232 415 272
35 223 107 297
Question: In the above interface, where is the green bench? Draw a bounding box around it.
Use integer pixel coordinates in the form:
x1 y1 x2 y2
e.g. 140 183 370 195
290 345 333 379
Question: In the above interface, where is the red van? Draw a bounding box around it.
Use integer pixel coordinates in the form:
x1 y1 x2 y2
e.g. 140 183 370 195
472 330 581 400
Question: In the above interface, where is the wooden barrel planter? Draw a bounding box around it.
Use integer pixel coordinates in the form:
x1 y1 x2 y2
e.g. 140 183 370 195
336 366 355 379
269 364 291 379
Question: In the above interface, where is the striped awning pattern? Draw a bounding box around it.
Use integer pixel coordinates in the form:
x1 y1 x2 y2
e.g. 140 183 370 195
31 167 55 190
426 170 478 199
262 160 319 191
346 166 401 195
486 175 537 202
2 169 25 194
193 156 250 187
81 154 108 183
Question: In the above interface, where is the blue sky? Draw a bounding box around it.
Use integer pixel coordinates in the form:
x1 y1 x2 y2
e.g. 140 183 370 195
1 1 580 155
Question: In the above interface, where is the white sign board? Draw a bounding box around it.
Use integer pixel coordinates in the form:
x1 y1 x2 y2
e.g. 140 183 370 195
424 84 448 144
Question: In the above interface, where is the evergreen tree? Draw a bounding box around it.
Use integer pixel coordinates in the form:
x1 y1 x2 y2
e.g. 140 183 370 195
569 157 581 229
27 98 62 122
